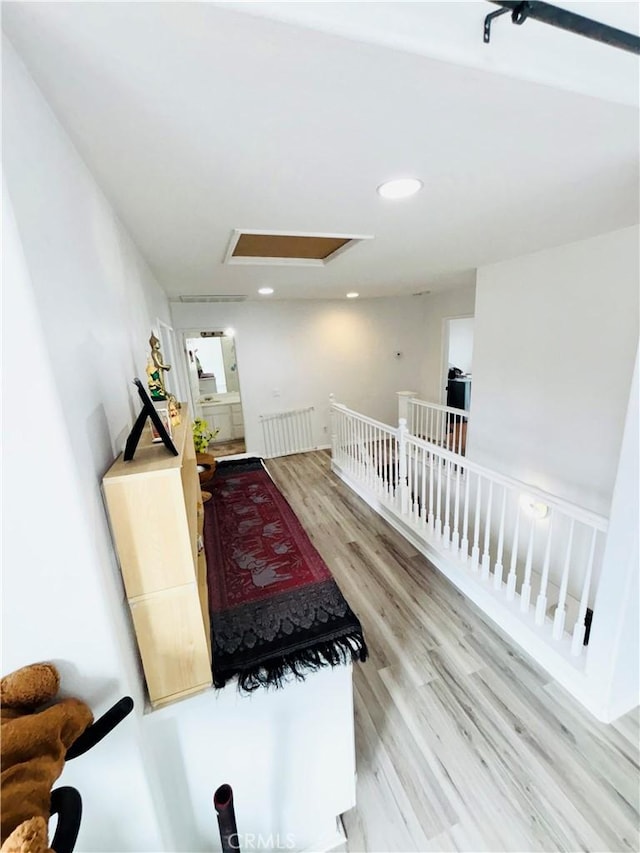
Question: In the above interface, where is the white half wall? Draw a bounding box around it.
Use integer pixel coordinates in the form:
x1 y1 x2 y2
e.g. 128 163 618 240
3 38 172 850
468 226 639 516
171 297 434 455
586 348 639 720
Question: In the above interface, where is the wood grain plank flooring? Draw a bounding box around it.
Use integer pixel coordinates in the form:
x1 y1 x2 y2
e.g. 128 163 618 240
265 451 640 853
207 438 246 457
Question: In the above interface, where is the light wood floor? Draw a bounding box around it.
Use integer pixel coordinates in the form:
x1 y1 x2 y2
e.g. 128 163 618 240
207 438 246 457
266 451 640 853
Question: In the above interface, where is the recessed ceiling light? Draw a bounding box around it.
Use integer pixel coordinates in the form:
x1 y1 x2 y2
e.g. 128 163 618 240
224 327 235 337
377 178 423 200
346 292 359 299
258 287 274 295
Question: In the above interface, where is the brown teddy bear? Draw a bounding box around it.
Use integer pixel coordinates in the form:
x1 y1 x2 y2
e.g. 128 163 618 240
1 663 93 853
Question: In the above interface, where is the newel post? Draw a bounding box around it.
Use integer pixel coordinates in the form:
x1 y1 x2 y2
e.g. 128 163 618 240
398 417 409 515
329 393 337 458
397 391 416 427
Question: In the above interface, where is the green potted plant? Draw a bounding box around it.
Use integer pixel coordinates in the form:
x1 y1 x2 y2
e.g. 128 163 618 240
192 418 218 453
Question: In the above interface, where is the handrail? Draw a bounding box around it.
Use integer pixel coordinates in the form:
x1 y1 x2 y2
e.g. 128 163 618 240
405 431 608 531
331 402 398 435
331 395 611 672
332 401 607 532
409 397 469 417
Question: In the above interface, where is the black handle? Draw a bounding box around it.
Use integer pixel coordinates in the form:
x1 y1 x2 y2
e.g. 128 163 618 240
66 697 134 760
50 787 82 853
214 784 240 853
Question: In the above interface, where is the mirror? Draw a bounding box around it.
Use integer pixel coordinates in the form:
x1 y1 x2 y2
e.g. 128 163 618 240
184 332 245 451
186 335 240 401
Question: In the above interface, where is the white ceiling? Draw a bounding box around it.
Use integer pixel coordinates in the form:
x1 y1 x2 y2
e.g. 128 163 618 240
2 2 639 301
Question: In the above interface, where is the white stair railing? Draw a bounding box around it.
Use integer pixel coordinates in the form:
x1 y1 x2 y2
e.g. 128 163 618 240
399 393 469 455
330 398 608 666
330 396 399 503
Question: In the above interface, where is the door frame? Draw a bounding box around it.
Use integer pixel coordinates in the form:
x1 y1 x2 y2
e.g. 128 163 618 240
440 313 474 405
179 328 244 423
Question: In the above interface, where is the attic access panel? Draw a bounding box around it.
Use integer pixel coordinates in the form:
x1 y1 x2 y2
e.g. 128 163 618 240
224 230 372 267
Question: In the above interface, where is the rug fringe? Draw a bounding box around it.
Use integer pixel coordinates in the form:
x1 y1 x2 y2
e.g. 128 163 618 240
214 632 369 692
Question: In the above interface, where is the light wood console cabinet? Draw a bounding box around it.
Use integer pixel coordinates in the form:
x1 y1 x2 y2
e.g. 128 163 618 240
103 406 212 708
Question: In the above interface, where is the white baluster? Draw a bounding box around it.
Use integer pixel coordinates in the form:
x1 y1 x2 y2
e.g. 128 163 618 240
481 481 494 579
413 440 419 521
520 517 536 613
371 425 377 491
384 429 389 496
506 506 521 600
420 444 427 525
352 417 358 473
435 448 443 537
452 460 461 551
428 447 435 531
406 440 412 514
351 416 356 474
493 487 507 590
399 419 408 514
366 422 372 488
571 527 598 656
471 475 482 571
534 516 553 625
443 457 452 546
332 401 339 462
553 518 575 640
461 470 470 561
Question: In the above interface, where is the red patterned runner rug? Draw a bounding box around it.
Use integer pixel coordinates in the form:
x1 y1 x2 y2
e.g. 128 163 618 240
204 457 368 690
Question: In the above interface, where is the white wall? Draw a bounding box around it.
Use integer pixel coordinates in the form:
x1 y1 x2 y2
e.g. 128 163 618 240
586 349 639 720
171 297 433 454
417 285 477 403
447 317 474 374
2 38 171 850
468 226 639 516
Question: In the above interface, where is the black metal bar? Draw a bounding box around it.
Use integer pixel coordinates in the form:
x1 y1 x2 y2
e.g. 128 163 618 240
66 697 134 760
484 6 510 43
214 784 240 853
50 787 82 853
486 0 640 54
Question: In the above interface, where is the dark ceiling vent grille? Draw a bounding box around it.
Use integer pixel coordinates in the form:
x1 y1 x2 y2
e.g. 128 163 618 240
176 294 248 303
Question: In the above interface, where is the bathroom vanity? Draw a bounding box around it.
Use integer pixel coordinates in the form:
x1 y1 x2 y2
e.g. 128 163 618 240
199 391 244 442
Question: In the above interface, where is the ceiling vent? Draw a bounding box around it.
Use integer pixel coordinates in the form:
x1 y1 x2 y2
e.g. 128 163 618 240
175 294 248 303
224 230 372 267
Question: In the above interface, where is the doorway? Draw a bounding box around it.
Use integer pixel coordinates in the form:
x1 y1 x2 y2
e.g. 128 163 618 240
441 316 474 408
182 330 246 456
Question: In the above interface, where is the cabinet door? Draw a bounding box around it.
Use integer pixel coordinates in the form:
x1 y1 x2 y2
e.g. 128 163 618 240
212 410 233 441
104 471 194 598
130 585 212 705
